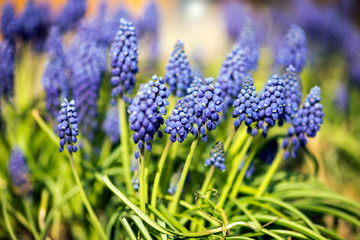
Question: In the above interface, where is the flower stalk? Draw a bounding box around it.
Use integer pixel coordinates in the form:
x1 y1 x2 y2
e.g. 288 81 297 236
169 133 199 214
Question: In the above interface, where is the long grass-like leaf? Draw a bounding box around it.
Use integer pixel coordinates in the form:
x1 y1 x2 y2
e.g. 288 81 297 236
119 217 137 240
131 215 152 240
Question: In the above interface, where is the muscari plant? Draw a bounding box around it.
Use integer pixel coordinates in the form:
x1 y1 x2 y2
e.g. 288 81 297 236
1 3 360 240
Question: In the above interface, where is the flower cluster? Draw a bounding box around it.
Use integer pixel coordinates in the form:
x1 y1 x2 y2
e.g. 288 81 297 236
57 99 79 153
195 77 223 142
55 0 87 33
222 0 251 41
257 75 286 137
217 23 259 113
232 76 260 135
205 141 226 171
282 86 324 159
164 40 193 97
164 99 193 143
282 65 302 122
0 40 15 99
276 25 307 73
129 75 169 158
1 2 17 41
42 27 68 118
110 18 138 103
8 147 32 195
69 39 107 140
102 106 120 143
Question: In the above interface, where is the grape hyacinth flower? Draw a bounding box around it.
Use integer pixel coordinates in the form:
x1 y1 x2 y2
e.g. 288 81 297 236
110 18 138 103
1 2 17 41
222 0 251 41
132 169 140 191
194 77 224 142
69 39 107 140
16 0 51 51
42 27 68 118
238 160 255 179
102 106 120 143
168 164 185 195
282 65 302 122
232 76 260 135
129 75 169 158
0 40 15 99
55 0 87 33
282 86 324 159
257 75 286 137
57 99 79 153
164 99 194 143
205 141 226 171
164 40 193 97
217 23 259 114
276 25 307 73
335 83 348 111
8 147 32 195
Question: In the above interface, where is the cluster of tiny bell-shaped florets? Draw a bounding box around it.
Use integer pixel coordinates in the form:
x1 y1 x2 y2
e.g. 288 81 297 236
195 77 224 142
102 106 120 143
57 99 79 153
164 98 194 143
110 18 138 104
164 40 193 97
256 75 286 137
277 25 307 73
129 75 168 158
205 141 226 171
282 86 324 159
232 76 260 135
8 147 32 195
282 65 302 122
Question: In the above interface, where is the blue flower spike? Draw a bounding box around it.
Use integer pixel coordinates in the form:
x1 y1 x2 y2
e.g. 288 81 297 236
195 77 224 142
110 18 139 103
282 86 324 159
205 141 226 171
57 98 79 153
232 76 260 135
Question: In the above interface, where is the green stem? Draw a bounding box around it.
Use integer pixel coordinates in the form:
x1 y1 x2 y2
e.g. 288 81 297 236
162 139 179 192
169 133 199 214
23 199 40 240
224 127 236 151
200 166 215 195
218 136 252 209
139 148 146 213
151 139 173 212
230 146 258 198
118 98 134 195
2 190 17 240
68 153 107 240
38 189 49 231
255 147 284 197
145 149 151 204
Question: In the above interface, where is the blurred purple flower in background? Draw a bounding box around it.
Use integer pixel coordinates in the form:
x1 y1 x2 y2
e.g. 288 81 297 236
55 0 87 33
103 106 120 143
8 147 32 195
1 2 17 41
0 40 15 99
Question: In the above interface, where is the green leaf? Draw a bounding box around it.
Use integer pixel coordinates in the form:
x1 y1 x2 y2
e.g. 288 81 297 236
119 217 137 240
131 215 153 240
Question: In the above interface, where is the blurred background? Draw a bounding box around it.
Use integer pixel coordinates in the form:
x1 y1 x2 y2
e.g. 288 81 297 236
1 0 360 208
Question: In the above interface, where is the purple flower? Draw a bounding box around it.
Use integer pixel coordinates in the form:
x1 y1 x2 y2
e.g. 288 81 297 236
57 99 79 153
282 86 324 159
222 0 251 41
194 77 224 142
0 40 15 99
110 18 138 103
276 25 307 73
55 0 87 33
281 65 302 122
42 27 68 118
232 76 260 135
258 139 278 165
164 40 193 97
8 147 32 195
129 75 169 158
1 2 17 41
257 75 286 137
16 0 51 51
205 141 225 171
167 164 184 195
217 22 259 114
102 106 120 143
68 39 107 140
335 83 348 111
